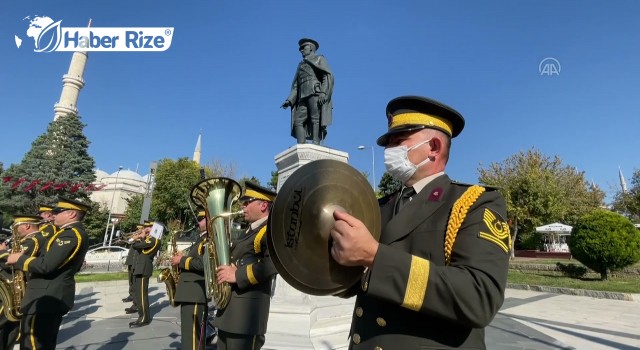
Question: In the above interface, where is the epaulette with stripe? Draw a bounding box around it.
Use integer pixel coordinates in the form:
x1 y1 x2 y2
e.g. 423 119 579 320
451 180 500 191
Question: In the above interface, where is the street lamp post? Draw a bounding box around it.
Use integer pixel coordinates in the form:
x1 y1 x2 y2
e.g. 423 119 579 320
108 218 119 246
357 145 376 191
103 166 123 247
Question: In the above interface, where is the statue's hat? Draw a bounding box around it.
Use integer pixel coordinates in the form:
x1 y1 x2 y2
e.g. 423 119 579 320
376 96 465 146
298 38 319 50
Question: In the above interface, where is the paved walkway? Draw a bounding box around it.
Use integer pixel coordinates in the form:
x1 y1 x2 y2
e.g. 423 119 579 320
45 280 640 349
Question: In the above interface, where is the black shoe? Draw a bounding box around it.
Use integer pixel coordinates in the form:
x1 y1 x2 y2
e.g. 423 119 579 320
129 320 150 328
124 307 139 314
122 296 133 302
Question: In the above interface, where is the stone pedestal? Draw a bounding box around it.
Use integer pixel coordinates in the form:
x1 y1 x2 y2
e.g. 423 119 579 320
274 144 349 192
264 144 354 350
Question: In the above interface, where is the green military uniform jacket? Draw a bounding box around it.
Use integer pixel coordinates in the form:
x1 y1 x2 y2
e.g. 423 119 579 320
174 232 207 304
213 220 278 335
38 223 56 240
20 233 41 258
347 175 510 350
14 221 89 315
132 236 160 277
124 238 137 266
34 223 56 258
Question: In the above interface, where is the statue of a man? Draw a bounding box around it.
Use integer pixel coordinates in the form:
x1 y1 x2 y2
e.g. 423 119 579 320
281 38 334 145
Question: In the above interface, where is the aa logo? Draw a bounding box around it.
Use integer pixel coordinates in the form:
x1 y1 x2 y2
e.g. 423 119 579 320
539 57 561 76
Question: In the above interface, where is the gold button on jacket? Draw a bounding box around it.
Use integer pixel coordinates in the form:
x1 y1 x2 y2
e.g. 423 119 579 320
355 307 363 317
352 333 361 344
376 317 386 327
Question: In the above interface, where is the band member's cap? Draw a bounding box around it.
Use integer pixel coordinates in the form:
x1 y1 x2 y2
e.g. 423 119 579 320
136 224 144 229
299 38 319 50
38 205 54 213
143 221 154 228
376 96 466 146
240 181 277 203
52 197 91 213
12 214 42 225
196 210 206 221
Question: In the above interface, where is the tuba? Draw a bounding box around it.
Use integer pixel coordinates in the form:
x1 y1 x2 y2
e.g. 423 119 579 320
190 177 241 310
0 224 27 322
158 230 179 307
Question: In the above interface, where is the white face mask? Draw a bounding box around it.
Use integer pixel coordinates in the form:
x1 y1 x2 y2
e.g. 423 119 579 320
384 139 431 183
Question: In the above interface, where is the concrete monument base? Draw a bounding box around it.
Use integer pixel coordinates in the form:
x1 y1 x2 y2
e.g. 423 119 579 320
264 144 354 350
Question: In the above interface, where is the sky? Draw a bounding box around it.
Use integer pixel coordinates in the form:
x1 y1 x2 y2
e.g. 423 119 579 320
1 0 639 203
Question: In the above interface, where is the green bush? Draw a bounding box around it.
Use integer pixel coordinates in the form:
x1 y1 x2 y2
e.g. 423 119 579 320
556 262 588 278
519 232 544 250
568 210 640 280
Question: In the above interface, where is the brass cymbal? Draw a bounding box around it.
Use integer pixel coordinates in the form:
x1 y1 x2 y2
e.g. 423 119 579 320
268 159 381 296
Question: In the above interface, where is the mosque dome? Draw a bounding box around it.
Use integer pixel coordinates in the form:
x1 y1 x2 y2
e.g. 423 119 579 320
111 169 145 182
95 169 109 182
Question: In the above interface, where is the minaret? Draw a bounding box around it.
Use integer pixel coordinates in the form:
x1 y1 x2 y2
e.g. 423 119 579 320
619 167 628 193
53 19 91 120
192 132 202 165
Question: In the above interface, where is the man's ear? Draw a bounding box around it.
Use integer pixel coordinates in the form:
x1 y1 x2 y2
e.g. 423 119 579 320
68 210 79 220
428 137 442 159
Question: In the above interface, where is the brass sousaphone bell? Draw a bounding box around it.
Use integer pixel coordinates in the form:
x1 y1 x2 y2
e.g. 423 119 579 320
268 159 381 296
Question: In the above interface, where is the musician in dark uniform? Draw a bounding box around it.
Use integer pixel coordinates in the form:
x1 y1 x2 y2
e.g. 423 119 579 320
330 96 511 350
171 210 208 350
0 214 44 349
0 245 19 350
123 224 143 308
0 214 31 350
129 221 160 328
12 214 45 267
37 205 57 240
7 197 90 350
0 211 12 349
214 182 278 350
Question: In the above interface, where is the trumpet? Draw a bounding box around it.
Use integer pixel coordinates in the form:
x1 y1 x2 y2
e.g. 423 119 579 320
115 230 143 243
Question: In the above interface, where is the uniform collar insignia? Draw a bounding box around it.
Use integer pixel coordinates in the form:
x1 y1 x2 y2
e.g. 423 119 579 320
428 188 444 201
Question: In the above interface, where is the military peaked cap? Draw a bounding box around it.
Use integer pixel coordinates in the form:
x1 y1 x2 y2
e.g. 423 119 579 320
52 197 91 213
38 205 54 213
12 214 42 225
299 38 320 50
377 95 465 146
240 181 277 203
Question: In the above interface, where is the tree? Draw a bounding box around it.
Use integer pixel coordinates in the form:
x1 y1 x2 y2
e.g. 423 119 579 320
478 148 605 252
0 113 96 214
83 202 110 246
377 172 401 198
568 209 640 280
120 194 144 232
147 157 237 231
205 159 237 178
150 158 204 229
611 168 640 222
268 170 278 190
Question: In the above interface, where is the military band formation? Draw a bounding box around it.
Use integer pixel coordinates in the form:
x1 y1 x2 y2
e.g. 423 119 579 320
0 42 511 350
